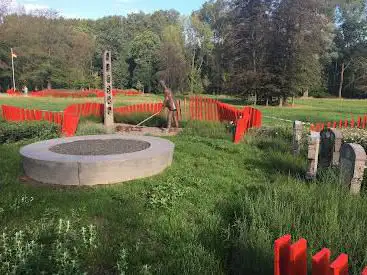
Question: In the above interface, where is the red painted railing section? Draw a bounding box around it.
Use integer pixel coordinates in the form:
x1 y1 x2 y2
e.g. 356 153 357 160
187 97 262 143
62 113 80 137
114 103 163 116
274 235 364 275
1 97 262 142
310 115 367 132
29 89 142 98
64 103 104 117
1 105 79 136
6 89 22 96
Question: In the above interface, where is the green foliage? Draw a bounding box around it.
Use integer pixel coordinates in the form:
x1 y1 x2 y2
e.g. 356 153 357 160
309 88 332 98
144 176 187 209
158 25 189 92
130 31 161 93
0 217 98 274
186 15 214 93
0 121 59 143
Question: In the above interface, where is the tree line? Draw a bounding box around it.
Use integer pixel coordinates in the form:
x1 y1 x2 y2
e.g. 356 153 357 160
0 0 366 99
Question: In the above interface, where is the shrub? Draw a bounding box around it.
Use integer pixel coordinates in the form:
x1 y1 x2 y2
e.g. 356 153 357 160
341 128 367 152
309 88 331 98
0 218 98 274
0 121 59 143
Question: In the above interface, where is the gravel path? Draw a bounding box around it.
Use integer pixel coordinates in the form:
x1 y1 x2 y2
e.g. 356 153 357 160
50 139 150 155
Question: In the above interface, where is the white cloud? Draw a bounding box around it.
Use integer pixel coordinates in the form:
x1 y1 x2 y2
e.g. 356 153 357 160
23 3 49 12
9 0 50 13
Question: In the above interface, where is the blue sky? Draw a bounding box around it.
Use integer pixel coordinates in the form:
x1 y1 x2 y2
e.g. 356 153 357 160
14 0 206 19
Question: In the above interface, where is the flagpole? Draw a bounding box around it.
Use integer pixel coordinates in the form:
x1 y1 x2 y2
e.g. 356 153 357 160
11 48 16 91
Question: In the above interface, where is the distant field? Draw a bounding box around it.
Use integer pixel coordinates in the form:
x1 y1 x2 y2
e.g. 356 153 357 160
0 94 162 111
216 97 367 126
259 98 367 124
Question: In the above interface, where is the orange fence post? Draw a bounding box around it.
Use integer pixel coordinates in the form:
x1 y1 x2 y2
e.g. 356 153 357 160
233 116 248 143
329 254 348 275
274 235 291 275
289 239 307 275
312 248 331 275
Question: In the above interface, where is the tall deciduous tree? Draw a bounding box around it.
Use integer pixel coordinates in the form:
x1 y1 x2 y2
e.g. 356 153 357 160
225 0 273 102
130 30 160 92
185 15 214 93
333 2 367 98
158 25 189 92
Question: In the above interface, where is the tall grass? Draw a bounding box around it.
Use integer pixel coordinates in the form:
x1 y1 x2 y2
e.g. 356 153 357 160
1 117 367 273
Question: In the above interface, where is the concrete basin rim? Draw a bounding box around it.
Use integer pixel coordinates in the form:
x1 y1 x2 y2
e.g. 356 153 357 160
20 135 175 163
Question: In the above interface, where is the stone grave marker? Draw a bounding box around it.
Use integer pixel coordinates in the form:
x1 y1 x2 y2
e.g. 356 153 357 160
319 128 335 168
293 121 303 156
340 143 366 194
331 128 343 166
306 131 320 180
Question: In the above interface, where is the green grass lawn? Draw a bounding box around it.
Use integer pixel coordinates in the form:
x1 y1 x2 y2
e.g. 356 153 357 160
0 95 367 274
259 98 367 124
0 94 162 111
215 96 367 125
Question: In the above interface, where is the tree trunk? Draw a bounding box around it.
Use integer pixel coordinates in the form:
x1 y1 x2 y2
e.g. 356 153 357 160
47 80 51 90
338 62 345 99
254 92 257 106
292 96 295 107
266 98 269 107
279 97 283 107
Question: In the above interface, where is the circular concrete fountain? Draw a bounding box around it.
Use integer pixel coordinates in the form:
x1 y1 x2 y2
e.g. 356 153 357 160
20 135 174 186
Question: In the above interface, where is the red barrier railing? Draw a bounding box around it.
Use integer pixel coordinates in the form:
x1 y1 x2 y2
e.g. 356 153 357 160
1 97 262 142
64 103 104 117
29 89 143 98
2 105 79 137
114 103 163 116
274 234 366 274
6 89 22 96
310 115 367 132
187 97 262 143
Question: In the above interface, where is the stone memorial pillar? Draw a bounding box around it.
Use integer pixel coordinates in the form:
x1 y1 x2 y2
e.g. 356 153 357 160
340 143 366 194
319 128 335 168
103 50 114 128
306 131 320 180
293 121 303 156
330 128 343 167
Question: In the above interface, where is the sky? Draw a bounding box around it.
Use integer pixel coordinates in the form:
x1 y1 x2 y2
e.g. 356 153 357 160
12 0 206 19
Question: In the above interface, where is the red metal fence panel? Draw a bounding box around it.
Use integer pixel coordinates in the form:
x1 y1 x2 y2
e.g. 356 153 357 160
275 235 364 275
